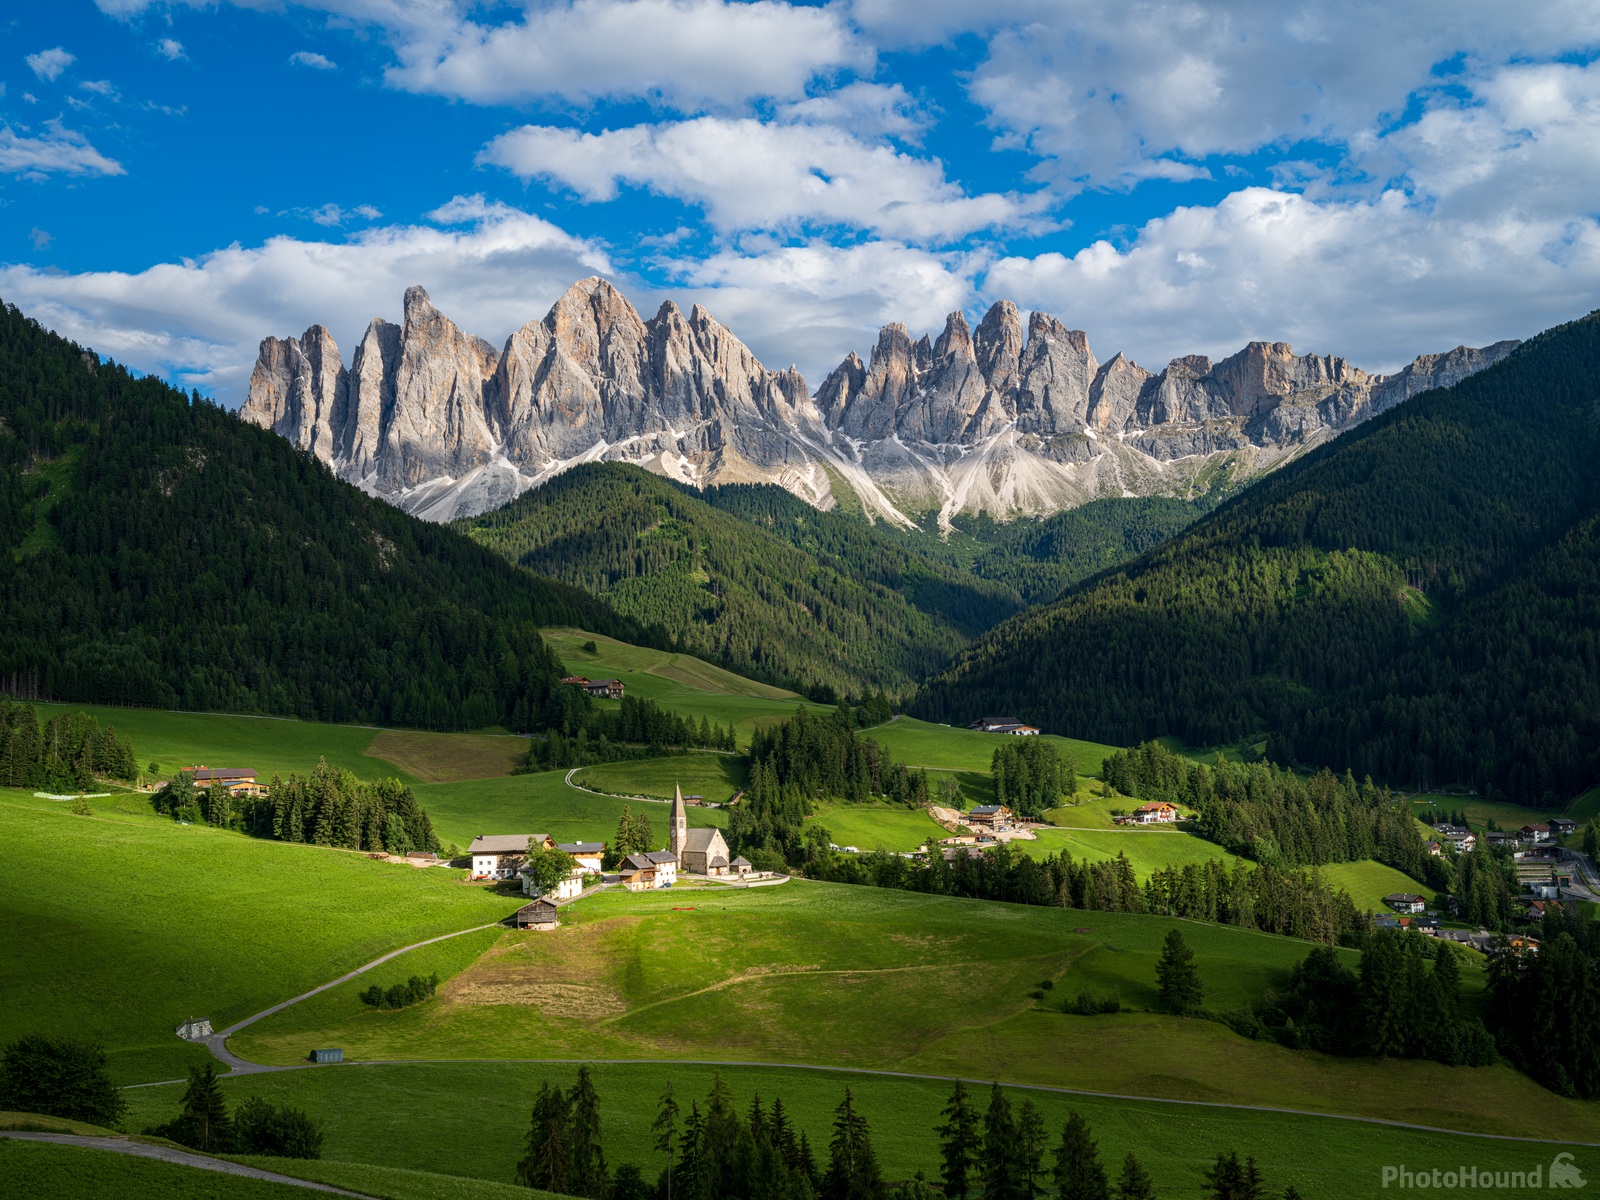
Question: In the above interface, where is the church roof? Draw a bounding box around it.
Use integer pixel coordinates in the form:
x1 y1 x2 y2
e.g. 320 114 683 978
645 850 677 864
708 855 729 868
682 827 725 853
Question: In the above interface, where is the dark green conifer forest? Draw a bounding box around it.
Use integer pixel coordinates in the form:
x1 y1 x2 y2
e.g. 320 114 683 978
0 300 624 732
918 313 1600 805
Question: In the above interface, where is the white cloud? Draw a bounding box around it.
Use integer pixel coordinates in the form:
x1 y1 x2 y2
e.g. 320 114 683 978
0 197 612 401
281 202 385 226
386 0 866 108
779 82 930 142
483 116 1051 242
80 79 119 98
0 122 124 178
984 186 1600 375
665 239 980 381
289 50 338 71
29 228 51 250
156 38 187 61
25 47 75 83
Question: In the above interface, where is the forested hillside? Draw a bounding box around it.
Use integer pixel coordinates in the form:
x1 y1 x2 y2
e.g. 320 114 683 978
0 300 622 731
458 463 1022 696
918 312 1600 805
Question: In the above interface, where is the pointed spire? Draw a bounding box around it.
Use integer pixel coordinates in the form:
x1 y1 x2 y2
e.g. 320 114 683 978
670 782 687 856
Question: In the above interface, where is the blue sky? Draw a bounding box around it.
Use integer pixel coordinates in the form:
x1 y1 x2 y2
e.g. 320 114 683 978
3 0 1600 401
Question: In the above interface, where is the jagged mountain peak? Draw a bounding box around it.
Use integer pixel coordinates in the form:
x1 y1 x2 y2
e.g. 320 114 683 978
242 279 1519 528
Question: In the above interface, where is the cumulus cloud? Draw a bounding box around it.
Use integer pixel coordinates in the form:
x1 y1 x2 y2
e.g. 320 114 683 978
156 38 187 61
985 186 1600 375
80 79 119 98
483 116 1051 242
0 197 612 401
0 122 124 178
25 47 75 83
289 50 338 70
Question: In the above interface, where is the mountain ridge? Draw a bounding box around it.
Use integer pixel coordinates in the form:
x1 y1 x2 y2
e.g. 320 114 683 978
242 278 1518 526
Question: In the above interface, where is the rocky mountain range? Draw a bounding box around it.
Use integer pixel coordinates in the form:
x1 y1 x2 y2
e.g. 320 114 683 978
242 278 1518 526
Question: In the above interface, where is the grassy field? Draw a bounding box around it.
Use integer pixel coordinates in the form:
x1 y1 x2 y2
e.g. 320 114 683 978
365 731 530 784
571 754 748 804
866 717 1123 778
222 879 1599 1141
1015 825 1245 875
0 1139 318 1200
1568 786 1600 823
1319 860 1440 912
122 1052 1596 1199
542 628 819 744
414 770 726 853
230 1156 560 1199
804 801 948 852
0 788 516 1082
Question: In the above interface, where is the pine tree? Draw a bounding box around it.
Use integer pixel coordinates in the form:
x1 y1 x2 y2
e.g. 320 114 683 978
935 1079 980 1199
1115 1152 1157 1200
1051 1111 1110 1200
168 1063 233 1152
652 1082 681 1199
1155 928 1204 1014
569 1065 606 1198
515 1081 572 1193
823 1087 883 1200
1016 1098 1048 1199
981 1084 1025 1200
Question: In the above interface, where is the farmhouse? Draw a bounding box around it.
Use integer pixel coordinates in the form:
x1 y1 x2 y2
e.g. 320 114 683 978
621 854 657 892
967 805 1013 830
1549 817 1578 839
557 841 606 874
1384 893 1427 914
967 717 1040 735
1521 823 1553 845
1434 823 1477 852
468 834 553 881
560 675 590 686
1424 840 1443 857
515 899 560 930
521 866 584 901
584 679 625 700
1133 801 1179 824
182 767 263 797
670 783 732 875
645 849 678 886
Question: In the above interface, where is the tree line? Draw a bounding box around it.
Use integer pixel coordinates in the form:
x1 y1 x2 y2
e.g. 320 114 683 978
1488 904 1600 1097
525 693 738 771
991 740 1074 819
511 1067 1307 1199
0 698 136 789
151 757 440 855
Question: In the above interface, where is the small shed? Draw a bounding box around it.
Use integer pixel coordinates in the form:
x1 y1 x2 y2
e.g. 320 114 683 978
309 1048 343 1064
516 899 560 930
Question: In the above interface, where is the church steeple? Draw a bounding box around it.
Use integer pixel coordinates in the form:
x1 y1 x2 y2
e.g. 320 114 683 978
670 782 687 854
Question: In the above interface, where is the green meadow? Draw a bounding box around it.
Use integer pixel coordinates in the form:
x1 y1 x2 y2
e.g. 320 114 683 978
222 880 1594 1142
865 716 1123 778
570 753 749 804
804 801 948 852
542 628 821 743
414 770 726 853
0 787 514 1082
120 1048 1595 1200
1015 825 1247 875
1319 860 1440 912
0 1139 317 1200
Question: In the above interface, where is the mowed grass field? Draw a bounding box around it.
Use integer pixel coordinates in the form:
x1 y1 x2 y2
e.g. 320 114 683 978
415 770 727 852
1320 860 1442 912
0 788 516 1082
227 879 1598 1141
805 800 948 851
118 1060 1595 1200
866 717 1123 778
1015 825 1247 876
542 627 820 744
571 754 748 803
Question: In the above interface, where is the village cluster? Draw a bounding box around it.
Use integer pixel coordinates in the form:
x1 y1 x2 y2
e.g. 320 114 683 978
466 785 767 930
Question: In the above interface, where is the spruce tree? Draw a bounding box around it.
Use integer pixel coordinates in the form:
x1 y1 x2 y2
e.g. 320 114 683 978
1115 1152 1156 1200
515 1081 572 1193
1155 928 1203 1014
981 1084 1024 1200
569 1065 606 1198
935 1079 980 1199
1016 1098 1047 1199
1051 1111 1110 1200
823 1087 884 1200
652 1082 680 1199
168 1062 233 1152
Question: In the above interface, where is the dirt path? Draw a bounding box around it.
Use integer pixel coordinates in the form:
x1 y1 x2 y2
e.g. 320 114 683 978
0 1131 373 1195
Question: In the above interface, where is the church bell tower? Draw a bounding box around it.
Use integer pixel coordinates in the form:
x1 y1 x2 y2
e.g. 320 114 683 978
670 782 687 854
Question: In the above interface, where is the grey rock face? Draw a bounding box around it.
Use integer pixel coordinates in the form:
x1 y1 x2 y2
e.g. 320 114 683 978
243 279 1519 526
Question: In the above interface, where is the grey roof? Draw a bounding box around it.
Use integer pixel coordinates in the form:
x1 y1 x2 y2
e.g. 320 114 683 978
1385 893 1426 903
185 768 256 781
682 827 727 853
623 853 656 871
557 841 605 854
645 850 677 864
731 856 752 867
708 855 729 868
971 806 1002 815
469 835 547 854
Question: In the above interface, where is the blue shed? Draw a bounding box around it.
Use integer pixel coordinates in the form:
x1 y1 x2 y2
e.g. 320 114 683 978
309 1048 343 1064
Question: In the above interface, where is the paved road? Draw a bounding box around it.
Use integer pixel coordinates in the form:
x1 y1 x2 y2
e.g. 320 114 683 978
0 1131 373 1196
197 923 504 1075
